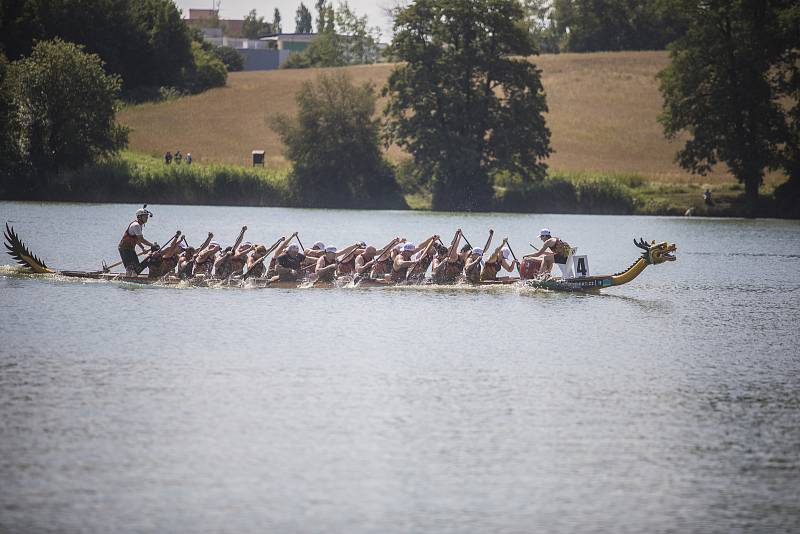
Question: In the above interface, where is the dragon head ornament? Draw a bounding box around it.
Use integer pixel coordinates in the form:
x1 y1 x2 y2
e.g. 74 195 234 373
634 238 677 265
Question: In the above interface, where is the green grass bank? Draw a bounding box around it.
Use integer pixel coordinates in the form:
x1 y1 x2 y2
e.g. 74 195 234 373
1 151 785 217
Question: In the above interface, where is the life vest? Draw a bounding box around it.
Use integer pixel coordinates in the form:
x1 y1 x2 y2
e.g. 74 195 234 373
118 221 140 250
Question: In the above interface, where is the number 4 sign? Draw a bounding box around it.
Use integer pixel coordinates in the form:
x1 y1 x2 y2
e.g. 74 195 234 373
572 255 590 277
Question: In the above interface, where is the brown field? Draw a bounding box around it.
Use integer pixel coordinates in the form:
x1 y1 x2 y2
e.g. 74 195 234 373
118 51 783 186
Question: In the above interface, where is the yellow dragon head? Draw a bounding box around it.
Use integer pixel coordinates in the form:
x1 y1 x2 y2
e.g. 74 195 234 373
634 238 677 265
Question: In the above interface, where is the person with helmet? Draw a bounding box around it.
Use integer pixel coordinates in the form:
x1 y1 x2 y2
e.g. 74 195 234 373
524 228 572 276
118 207 156 276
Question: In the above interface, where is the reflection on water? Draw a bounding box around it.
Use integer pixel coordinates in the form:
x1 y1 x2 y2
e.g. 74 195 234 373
1 202 799 533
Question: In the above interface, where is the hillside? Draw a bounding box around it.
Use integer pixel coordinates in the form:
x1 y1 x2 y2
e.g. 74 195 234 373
117 51 775 186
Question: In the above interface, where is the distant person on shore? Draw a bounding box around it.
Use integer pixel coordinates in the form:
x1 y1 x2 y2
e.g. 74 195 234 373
186 152 192 165
704 188 714 206
164 151 172 164
174 150 182 164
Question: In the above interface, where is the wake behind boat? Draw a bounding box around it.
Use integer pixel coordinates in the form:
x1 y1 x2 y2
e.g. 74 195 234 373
4 214 676 292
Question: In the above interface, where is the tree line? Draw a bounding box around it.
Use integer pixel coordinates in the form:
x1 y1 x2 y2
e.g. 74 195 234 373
0 0 231 100
277 0 798 216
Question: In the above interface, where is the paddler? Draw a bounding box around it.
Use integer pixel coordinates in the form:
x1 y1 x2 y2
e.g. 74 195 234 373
370 237 402 279
524 228 572 276
245 244 269 278
118 207 156 276
337 242 367 276
391 243 418 282
145 238 182 279
480 238 519 281
305 241 327 260
315 246 339 282
354 246 378 279
266 232 299 278
407 236 440 283
464 247 484 284
432 229 465 284
177 247 197 279
194 241 221 278
229 241 254 277
274 243 305 281
213 226 248 279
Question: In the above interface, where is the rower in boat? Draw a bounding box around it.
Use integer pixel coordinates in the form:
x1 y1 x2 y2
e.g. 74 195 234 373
265 232 298 278
337 242 366 277
391 243 418 282
194 241 221 278
315 246 339 282
177 247 196 279
229 242 254 278
146 238 182 279
117 207 156 276
480 239 519 282
305 241 326 260
213 226 249 279
274 243 305 281
432 229 465 284
370 237 402 280
354 245 377 280
464 248 484 284
407 236 439 283
245 244 269 278
524 228 572 277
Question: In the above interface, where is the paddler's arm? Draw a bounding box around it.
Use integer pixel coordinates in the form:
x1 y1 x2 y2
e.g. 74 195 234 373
315 256 337 273
233 245 253 260
232 226 247 252
482 229 494 254
196 232 213 252
355 256 375 274
272 232 297 259
336 242 362 260
524 237 556 259
375 237 400 261
447 230 463 261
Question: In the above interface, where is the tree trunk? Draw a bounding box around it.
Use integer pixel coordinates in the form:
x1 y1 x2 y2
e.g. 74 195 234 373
743 172 761 218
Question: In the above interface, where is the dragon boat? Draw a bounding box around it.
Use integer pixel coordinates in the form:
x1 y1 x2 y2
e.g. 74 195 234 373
4 224 676 292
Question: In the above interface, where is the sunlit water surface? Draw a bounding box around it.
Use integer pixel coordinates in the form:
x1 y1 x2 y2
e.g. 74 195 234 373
1 202 799 533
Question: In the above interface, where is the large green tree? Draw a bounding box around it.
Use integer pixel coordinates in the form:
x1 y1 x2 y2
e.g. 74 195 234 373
0 0 193 96
551 0 686 52
658 0 797 215
272 72 405 208
295 3 313 33
383 0 551 211
5 39 128 193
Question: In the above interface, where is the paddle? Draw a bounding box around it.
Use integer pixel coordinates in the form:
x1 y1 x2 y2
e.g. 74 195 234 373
102 230 180 272
242 237 285 280
505 240 522 275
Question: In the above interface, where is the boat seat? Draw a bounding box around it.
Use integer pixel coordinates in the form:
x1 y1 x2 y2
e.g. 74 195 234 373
557 246 577 279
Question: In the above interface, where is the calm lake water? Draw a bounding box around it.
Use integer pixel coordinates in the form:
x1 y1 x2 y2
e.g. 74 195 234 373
1 201 799 533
